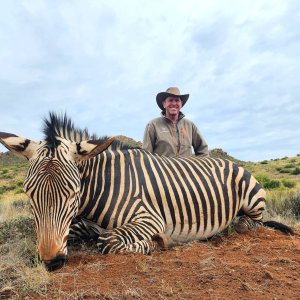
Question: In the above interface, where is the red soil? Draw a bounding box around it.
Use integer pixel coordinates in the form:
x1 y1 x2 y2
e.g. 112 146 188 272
34 228 300 299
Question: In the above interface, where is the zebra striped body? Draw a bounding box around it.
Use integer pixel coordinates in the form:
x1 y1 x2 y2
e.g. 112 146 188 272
0 113 292 270
75 149 265 248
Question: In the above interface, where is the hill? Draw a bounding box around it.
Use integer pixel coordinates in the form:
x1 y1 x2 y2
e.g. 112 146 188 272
1 142 300 199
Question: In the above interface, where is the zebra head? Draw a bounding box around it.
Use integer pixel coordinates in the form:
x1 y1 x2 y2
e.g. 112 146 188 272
0 113 114 270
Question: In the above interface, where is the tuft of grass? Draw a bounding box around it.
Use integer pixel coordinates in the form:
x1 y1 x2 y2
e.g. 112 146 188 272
0 238 49 298
0 199 31 223
0 216 35 244
281 179 296 188
0 212 50 298
266 190 300 222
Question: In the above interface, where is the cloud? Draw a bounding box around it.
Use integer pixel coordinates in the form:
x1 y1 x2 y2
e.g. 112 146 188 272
0 0 299 161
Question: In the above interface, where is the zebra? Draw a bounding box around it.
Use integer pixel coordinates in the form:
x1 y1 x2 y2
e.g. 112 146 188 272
0 112 293 270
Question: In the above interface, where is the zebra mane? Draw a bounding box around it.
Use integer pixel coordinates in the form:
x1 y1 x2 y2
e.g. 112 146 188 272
42 112 140 150
43 112 104 147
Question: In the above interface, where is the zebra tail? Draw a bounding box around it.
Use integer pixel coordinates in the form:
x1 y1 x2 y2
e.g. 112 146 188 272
263 221 294 235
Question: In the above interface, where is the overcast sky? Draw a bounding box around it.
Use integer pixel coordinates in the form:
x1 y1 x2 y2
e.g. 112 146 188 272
0 0 299 162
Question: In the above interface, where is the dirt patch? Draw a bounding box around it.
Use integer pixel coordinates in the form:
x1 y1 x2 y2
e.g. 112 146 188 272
33 228 300 299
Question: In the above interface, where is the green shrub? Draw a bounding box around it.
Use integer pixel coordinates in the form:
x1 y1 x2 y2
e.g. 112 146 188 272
279 168 292 174
255 174 283 189
15 179 24 187
255 174 270 186
15 187 24 194
260 160 268 164
281 179 296 188
291 167 300 175
284 163 295 168
0 174 13 179
0 184 18 194
264 179 281 189
0 168 9 174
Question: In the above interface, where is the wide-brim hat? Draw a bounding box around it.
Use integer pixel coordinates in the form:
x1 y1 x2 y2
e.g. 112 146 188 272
156 87 189 110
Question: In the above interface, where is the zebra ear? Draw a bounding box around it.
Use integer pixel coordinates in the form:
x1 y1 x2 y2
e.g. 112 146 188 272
74 136 115 161
0 132 39 160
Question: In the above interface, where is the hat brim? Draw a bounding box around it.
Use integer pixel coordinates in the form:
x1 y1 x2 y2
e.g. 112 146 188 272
156 92 189 110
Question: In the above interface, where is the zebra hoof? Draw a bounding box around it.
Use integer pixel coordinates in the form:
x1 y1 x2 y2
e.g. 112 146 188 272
152 232 175 250
234 216 262 233
234 221 250 234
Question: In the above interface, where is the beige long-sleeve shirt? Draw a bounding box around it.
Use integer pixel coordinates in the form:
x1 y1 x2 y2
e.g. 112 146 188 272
143 113 209 158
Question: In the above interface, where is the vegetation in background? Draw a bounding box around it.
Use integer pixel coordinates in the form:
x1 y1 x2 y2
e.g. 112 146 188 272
265 190 300 224
0 148 299 297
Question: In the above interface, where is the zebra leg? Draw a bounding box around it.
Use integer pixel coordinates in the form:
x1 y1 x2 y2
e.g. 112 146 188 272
68 218 107 243
235 188 266 233
234 215 263 233
151 232 177 250
120 234 177 254
96 215 165 254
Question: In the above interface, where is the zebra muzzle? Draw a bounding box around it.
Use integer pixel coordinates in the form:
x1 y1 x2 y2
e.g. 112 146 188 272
42 254 68 271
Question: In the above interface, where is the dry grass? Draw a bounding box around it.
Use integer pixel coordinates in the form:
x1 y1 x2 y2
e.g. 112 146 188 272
0 236 50 298
0 199 50 299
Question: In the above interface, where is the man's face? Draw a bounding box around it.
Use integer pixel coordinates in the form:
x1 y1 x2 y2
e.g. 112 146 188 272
163 96 182 116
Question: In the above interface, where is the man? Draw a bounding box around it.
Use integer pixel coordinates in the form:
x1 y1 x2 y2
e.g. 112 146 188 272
143 87 209 158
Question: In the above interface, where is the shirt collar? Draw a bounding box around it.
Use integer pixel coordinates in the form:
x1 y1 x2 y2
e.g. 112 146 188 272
161 111 185 121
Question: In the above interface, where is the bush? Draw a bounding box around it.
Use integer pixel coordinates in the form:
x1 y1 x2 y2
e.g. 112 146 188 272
255 174 285 189
15 179 24 187
0 174 13 179
291 167 300 175
284 163 295 168
264 179 281 189
260 160 268 164
15 187 24 194
0 168 9 174
266 191 300 221
281 179 296 188
255 174 270 186
0 184 18 194
281 193 300 219
279 168 292 174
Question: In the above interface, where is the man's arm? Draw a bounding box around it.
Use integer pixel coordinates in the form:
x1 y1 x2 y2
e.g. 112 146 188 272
142 122 155 153
192 123 209 157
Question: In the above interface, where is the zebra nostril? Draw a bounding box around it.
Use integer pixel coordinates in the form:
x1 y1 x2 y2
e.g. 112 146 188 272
43 254 68 271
